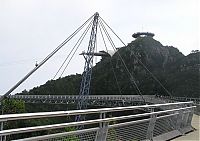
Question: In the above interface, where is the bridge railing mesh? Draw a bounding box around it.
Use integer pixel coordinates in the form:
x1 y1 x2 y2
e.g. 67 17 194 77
107 120 149 141
153 114 177 137
44 130 97 141
0 101 195 141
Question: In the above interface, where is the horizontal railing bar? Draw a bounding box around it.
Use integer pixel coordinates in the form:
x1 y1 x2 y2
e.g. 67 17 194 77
0 106 194 136
108 113 178 129
155 113 178 120
0 102 193 122
0 119 100 136
12 127 99 141
99 106 194 125
108 118 150 129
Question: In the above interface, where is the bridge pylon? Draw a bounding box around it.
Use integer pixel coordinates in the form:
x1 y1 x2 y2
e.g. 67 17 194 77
76 12 99 122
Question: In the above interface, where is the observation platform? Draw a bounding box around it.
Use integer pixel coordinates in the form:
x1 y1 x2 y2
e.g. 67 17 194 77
132 32 155 38
80 50 117 57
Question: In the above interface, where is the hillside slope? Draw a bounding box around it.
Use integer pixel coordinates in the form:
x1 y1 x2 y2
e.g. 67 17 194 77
19 36 200 98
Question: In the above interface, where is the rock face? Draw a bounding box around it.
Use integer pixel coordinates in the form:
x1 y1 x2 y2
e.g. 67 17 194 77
20 37 200 98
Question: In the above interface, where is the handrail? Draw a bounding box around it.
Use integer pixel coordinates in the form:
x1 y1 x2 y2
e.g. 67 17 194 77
0 106 195 136
0 102 195 141
0 101 193 122
108 113 178 128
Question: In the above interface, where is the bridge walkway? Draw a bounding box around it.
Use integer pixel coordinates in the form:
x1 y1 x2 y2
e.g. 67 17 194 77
172 114 199 141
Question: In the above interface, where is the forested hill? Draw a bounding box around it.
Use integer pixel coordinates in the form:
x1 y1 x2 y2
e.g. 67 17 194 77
18 36 200 98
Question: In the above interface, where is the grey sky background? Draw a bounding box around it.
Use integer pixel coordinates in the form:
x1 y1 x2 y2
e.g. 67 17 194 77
0 0 199 95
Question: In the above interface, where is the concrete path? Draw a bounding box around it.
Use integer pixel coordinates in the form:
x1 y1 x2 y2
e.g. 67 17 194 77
172 114 199 141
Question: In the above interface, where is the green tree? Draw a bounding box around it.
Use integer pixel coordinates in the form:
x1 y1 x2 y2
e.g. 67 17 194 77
62 127 79 141
2 98 25 114
1 99 26 140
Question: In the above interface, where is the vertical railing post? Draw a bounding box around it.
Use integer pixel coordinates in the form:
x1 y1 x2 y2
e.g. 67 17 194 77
182 110 189 128
95 112 108 141
176 103 194 135
146 107 157 141
176 109 184 134
186 105 194 127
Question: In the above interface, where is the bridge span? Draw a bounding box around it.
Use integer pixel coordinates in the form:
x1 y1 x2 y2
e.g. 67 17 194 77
8 94 200 107
9 95 163 106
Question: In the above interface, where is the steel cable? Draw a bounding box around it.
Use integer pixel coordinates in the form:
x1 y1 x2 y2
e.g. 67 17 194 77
99 16 172 97
98 23 122 95
1 14 95 101
53 20 93 79
59 20 93 78
99 19 146 103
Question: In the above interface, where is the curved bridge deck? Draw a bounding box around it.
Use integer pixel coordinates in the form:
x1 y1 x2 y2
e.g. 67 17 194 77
9 95 168 105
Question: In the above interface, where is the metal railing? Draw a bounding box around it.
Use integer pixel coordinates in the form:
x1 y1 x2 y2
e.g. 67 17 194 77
0 101 195 141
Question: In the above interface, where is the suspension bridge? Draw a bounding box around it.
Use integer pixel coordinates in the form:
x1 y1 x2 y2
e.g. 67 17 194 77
0 12 199 141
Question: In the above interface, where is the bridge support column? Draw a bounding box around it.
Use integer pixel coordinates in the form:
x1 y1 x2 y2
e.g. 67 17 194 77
146 108 157 141
95 112 108 141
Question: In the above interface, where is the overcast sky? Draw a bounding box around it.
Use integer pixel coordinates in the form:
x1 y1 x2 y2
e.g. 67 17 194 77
0 0 199 95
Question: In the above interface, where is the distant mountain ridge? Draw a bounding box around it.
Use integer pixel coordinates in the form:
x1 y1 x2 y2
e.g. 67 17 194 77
19 36 200 98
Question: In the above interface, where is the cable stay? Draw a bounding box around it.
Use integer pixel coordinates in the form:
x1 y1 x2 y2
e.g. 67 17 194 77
52 20 93 79
99 16 172 97
98 18 146 103
98 24 122 95
0 13 95 102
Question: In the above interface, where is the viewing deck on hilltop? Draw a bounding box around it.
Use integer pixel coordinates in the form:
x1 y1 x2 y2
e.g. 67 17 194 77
132 32 155 38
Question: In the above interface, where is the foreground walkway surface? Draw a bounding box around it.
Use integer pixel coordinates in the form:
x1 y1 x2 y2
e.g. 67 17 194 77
171 114 199 141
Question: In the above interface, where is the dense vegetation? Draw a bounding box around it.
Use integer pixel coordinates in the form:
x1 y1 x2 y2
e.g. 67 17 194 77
18 36 199 98
1 99 76 140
